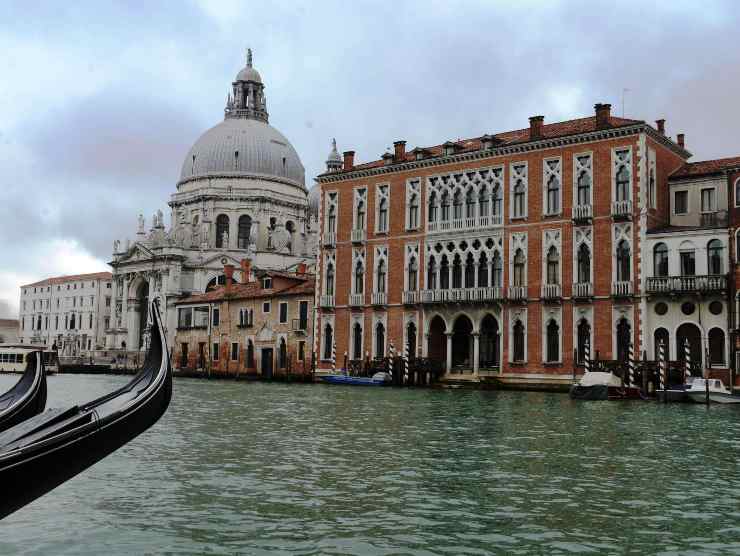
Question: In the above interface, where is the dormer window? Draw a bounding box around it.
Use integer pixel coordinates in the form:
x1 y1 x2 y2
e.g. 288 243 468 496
263 277 272 289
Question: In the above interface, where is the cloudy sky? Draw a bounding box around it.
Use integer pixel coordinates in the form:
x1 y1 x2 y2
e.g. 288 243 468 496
1 0 739 317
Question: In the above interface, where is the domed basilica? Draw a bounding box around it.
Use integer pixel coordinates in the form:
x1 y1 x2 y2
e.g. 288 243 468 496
108 50 318 351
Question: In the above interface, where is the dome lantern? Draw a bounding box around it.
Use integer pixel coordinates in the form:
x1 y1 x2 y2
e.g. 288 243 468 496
226 48 269 123
326 138 342 173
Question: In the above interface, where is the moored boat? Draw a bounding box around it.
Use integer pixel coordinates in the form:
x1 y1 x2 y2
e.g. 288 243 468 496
0 299 172 520
686 378 740 404
320 372 392 386
0 351 46 433
569 371 641 400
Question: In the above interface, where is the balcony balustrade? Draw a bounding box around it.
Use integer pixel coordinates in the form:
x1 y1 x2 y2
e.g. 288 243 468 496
611 280 633 297
427 213 504 234
646 275 727 295
508 285 527 300
700 211 728 228
572 204 593 222
349 293 364 306
418 286 505 304
322 232 336 248
541 283 562 300
371 292 387 306
319 295 335 308
572 281 594 299
611 199 632 220
350 229 366 243
402 290 420 304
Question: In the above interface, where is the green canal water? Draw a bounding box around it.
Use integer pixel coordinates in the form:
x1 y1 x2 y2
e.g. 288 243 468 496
2 374 740 555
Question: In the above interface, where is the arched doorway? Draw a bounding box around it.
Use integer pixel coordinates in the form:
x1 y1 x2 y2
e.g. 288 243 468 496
709 328 725 367
479 315 499 370
428 316 446 366
616 318 631 362
654 328 669 360
406 321 417 360
452 315 473 370
137 281 149 350
676 323 702 369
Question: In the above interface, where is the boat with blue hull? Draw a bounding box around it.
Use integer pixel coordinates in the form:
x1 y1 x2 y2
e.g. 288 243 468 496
320 372 392 386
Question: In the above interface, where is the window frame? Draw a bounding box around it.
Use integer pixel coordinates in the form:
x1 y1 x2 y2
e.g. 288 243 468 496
262 301 271 314
674 189 689 215
230 342 239 362
700 187 717 214
279 302 288 324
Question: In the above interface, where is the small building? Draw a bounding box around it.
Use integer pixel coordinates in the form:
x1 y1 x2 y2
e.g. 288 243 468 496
174 261 314 379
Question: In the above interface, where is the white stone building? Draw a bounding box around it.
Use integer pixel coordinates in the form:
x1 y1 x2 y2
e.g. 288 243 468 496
108 50 318 351
17 272 113 353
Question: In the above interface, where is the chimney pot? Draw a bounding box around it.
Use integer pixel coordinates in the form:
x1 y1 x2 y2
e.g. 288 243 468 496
382 152 394 166
297 262 307 275
343 150 355 171
594 103 612 129
393 140 406 162
655 119 666 135
223 264 235 291
529 115 545 140
677 133 685 149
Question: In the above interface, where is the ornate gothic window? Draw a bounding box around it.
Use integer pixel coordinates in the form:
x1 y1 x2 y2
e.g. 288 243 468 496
546 246 559 285
428 192 437 223
453 191 463 220
577 166 591 206
513 249 525 287
492 185 502 219
577 243 591 283
354 260 364 294
492 252 503 287
513 320 525 362
465 188 476 219
356 200 365 230
375 322 385 359
546 175 559 215
378 198 388 232
353 322 363 360
408 194 419 229
441 191 450 221
478 252 489 287
616 240 631 282
616 318 631 362
215 214 229 248
452 254 463 289
325 263 335 295
440 256 450 290
479 186 489 217
327 205 336 233
407 257 418 290
546 320 559 363
427 257 437 289
513 181 525 218
376 259 386 293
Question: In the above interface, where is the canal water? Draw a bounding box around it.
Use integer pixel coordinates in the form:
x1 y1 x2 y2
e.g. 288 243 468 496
2 374 740 555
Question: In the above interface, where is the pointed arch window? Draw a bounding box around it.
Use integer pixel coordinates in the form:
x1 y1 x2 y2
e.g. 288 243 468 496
577 169 591 206
513 249 525 287
513 181 525 218
546 246 559 285
327 205 336 234
441 191 450 221
408 194 419 229
616 318 631 362
354 260 364 294
237 215 251 249
616 165 630 202
577 243 591 283
513 320 525 362
464 253 475 287
353 322 363 360
453 191 463 220
707 239 723 275
479 186 489 217
653 243 668 277
452 254 463 289
492 252 503 287
492 186 502 219
478 252 489 287
427 257 437 289
378 198 388 232
546 175 560 214
428 192 438 223
325 263 335 296
215 214 229 248
440 256 450 290
375 322 385 359
616 240 631 282
465 188 476 218
546 320 560 363
407 257 418 290
376 259 386 293
323 323 333 360
356 200 366 230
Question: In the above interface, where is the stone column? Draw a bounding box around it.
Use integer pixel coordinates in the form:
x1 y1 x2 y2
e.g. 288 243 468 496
473 332 480 377
121 274 130 330
473 263 479 288
446 332 453 373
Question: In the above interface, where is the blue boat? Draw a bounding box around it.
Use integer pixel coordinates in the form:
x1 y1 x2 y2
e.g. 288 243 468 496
320 372 392 386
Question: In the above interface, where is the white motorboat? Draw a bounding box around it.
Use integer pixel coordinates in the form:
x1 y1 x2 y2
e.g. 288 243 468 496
686 378 740 404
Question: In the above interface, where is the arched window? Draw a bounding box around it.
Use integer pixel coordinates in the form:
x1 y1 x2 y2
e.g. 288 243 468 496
323 324 333 360
278 337 287 369
353 323 363 360
406 322 417 360
546 320 559 362
709 328 725 366
407 257 418 290
215 214 229 248
427 257 437 289
513 320 525 362
408 194 419 229
576 319 591 364
327 205 336 233
513 181 525 217
546 246 559 285
679 242 696 276
378 198 388 232
616 318 631 362
653 243 668 277
735 178 740 208
376 259 386 293
453 191 463 220
464 253 475 287
478 252 489 287
237 215 251 249
479 186 489 217
428 192 437 223
616 166 630 202
325 263 335 295
513 249 525 287
441 191 450 221
356 200 365 230
546 175 560 214
452 254 462 289
440 256 450 290
492 185 502 219
654 328 669 361
616 240 631 282
577 243 591 283
465 188 476 218
707 239 723 275
577 170 591 206
375 322 385 358
354 260 364 294
492 252 503 287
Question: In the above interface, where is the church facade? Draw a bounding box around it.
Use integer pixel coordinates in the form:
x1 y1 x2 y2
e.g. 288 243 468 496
108 51 318 351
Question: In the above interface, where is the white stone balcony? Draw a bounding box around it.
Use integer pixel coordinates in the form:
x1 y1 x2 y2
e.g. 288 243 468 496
572 204 593 221
508 285 527 300
427 213 503 235
350 229 366 243
322 232 336 248
572 282 594 298
541 283 562 300
349 293 364 306
402 290 419 304
611 281 633 297
319 295 335 308
646 275 727 295
611 200 632 220
371 292 387 306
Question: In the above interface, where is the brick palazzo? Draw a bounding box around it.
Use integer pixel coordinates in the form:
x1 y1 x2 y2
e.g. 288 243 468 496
313 104 704 388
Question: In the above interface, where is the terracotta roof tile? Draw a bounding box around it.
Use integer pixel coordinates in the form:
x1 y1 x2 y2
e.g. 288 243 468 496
22 272 112 288
671 156 740 179
177 273 314 304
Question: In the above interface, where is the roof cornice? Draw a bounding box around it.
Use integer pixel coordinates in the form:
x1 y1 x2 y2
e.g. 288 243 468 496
316 123 692 184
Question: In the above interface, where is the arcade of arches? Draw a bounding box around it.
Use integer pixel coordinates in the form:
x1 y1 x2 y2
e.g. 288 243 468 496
426 312 501 374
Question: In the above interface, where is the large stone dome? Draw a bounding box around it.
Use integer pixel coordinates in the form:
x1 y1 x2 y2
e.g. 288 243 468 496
178 118 305 189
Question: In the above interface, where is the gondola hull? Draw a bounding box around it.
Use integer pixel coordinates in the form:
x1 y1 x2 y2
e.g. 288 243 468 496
0 299 172 520
0 351 46 433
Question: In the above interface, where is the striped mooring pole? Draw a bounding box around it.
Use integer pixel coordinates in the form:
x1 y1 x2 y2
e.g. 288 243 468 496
584 339 591 373
627 342 636 388
684 338 692 378
331 340 336 374
658 339 667 394
388 341 395 376
403 341 410 385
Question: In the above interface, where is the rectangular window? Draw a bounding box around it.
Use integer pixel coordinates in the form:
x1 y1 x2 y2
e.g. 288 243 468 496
680 251 696 276
701 188 716 212
674 190 688 214
178 307 193 328
212 343 219 361
279 302 288 323
231 342 239 361
299 301 308 330
105 297 111 307
298 341 305 361
193 306 209 327
263 277 272 289
212 307 220 327
263 301 271 313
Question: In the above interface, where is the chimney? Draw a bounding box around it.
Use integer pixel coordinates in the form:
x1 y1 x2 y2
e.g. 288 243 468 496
677 133 685 149
393 140 406 162
223 264 235 292
343 150 355 171
382 152 394 166
529 115 544 140
594 103 612 129
655 119 666 135
240 259 252 283
297 262 307 275
480 134 494 150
